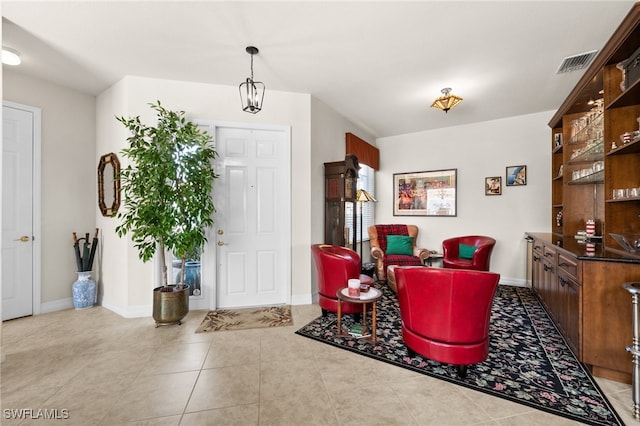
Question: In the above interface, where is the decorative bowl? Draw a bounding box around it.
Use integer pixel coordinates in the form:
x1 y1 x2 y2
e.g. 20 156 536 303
609 233 640 253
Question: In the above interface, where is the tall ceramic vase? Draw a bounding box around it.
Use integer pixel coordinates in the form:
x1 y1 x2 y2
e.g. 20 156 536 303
72 271 96 309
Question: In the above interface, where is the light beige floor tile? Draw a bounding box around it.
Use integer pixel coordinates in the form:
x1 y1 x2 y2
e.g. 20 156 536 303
259 394 339 425
24 378 129 425
203 336 260 368
260 357 326 401
0 302 630 426
102 371 199 423
389 375 494 425
0 385 62 426
332 382 417 425
139 341 210 375
186 364 260 412
180 404 259 425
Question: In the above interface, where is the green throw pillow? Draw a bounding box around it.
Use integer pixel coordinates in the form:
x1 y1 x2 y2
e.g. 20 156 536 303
386 235 414 256
459 243 477 259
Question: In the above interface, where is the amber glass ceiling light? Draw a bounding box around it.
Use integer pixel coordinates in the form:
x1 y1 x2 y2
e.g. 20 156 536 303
239 46 265 114
431 88 463 113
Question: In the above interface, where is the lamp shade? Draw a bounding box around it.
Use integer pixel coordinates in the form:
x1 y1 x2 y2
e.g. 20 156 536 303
356 189 377 203
431 88 463 113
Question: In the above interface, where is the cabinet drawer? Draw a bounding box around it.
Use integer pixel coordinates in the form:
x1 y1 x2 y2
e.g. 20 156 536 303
558 253 579 281
543 245 556 260
532 240 544 255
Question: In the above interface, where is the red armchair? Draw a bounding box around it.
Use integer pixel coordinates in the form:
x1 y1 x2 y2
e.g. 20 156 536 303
368 224 430 282
442 235 496 271
394 266 500 378
311 244 374 317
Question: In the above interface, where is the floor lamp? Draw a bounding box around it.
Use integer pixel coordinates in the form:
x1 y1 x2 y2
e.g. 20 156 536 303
356 189 377 271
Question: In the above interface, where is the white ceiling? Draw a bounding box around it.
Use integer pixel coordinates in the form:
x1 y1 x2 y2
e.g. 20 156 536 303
2 1 636 138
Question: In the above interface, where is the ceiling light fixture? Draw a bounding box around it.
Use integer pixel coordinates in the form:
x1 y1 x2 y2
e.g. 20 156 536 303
431 88 463 113
239 46 265 114
2 47 21 66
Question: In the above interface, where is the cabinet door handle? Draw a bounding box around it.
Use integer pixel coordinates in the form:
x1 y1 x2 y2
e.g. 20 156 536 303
544 264 553 272
544 252 553 258
533 255 540 261
559 276 567 287
534 245 541 250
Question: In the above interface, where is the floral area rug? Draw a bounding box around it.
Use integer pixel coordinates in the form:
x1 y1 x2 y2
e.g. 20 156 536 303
195 305 292 333
295 285 623 426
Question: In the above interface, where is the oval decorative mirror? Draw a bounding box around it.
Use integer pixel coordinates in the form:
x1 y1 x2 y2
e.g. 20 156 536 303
98 152 121 217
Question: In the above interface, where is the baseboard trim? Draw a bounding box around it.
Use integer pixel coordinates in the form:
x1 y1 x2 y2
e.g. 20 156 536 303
40 297 73 313
101 300 151 318
291 293 313 305
499 277 529 288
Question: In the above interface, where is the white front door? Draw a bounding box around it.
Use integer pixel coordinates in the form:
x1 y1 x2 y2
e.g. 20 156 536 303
213 125 290 308
2 104 36 320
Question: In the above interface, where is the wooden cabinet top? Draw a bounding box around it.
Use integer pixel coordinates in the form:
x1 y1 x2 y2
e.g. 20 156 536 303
526 232 640 264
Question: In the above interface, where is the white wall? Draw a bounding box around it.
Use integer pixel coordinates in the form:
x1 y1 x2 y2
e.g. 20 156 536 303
97 76 314 315
309 97 377 298
3 69 96 307
376 111 553 284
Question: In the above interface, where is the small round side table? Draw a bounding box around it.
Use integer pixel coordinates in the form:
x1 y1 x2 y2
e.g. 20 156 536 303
336 287 382 343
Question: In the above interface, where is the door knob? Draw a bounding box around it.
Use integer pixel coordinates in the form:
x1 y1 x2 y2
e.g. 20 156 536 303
14 235 30 242
217 240 227 246
217 229 224 235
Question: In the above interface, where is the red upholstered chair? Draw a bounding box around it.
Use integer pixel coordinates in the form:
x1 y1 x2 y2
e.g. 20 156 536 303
394 266 500 378
368 224 430 282
311 244 375 318
442 235 496 271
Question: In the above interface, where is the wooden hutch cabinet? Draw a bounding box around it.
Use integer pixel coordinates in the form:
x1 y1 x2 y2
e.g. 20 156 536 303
324 155 359 248
529 3 640 384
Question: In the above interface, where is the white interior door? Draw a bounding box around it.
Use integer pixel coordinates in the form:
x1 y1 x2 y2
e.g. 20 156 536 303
2 104 35 320
213 125 290 308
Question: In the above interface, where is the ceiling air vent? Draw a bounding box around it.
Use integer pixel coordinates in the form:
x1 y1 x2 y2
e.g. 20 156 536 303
556 50 598 74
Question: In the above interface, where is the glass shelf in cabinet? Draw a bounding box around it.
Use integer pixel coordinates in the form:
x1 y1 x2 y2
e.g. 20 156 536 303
567 140 604 163
568 113 604 145
568 169 604 184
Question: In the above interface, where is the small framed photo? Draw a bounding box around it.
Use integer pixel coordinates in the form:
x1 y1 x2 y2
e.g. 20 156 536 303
485 176 502 196
554 133 563 148
506 165 527 186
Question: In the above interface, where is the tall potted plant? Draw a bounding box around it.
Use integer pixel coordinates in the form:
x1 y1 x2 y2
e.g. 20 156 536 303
116 101 217 326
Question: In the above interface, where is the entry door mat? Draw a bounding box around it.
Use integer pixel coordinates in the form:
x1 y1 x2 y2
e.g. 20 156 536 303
295 285 623 426
195 305 292 333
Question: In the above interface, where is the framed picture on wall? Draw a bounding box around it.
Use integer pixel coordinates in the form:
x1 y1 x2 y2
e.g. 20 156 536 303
506 165 527 186
393 169 457 216
485 176 502 196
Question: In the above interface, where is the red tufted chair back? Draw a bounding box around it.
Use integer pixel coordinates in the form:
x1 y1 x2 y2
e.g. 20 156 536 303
442 235 496 271
311 244 374 316
394 266 500 377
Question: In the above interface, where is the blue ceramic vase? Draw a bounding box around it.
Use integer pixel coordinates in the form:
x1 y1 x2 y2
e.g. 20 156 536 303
72 271 96 309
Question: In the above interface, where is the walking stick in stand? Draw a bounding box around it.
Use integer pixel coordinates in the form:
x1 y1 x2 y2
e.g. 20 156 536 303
72 232 83 272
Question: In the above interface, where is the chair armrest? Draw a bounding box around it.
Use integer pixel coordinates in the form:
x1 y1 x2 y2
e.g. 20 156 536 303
371 246 385 261
414 247 431 263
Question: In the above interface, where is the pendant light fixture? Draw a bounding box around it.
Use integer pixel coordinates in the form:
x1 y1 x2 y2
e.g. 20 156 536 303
239 46 265 114
431 87 463 113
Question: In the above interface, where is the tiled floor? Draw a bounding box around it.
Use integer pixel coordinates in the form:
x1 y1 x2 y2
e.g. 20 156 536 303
0 303 636 425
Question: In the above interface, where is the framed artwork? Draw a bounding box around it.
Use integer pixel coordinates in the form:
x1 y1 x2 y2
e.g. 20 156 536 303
554 133 563 148
393 169 457 216
485 176 502 196
506 165 527 186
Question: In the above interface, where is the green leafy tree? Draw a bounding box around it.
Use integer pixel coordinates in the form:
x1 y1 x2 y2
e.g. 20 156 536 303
116 101 217 290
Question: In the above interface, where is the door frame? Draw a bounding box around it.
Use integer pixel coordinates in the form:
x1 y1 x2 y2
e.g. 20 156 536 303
194 119 291 311
2 100 42 317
